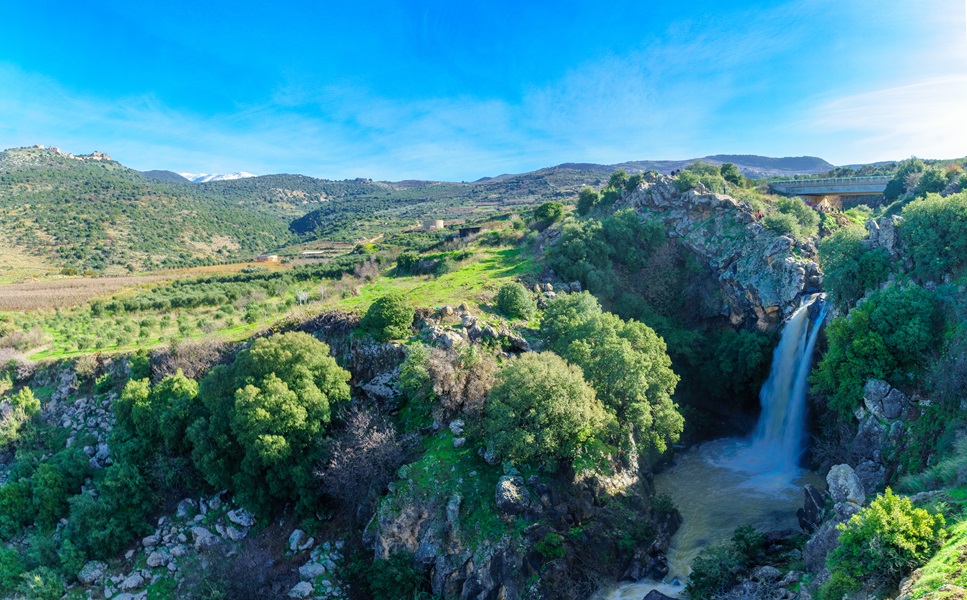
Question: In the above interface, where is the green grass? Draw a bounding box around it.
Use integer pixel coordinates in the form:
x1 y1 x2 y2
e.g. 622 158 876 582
906 518 967 598
334 247 538 314
388 428 533 549
10 243 537 362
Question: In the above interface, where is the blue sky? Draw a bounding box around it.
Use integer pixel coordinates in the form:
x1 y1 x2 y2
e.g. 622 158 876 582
1 0 965 180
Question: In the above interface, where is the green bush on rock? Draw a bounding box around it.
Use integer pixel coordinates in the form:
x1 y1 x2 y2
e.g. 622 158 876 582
188 331 351 515
810 285 943 419
821 489 945 599
481 351 607 465
360 292 415 342
495 282 535 320
818 225 891 310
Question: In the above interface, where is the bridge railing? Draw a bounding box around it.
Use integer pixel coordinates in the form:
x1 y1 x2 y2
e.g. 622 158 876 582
770 176 891 186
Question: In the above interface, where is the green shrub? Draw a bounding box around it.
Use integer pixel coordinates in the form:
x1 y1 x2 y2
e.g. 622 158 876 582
534 202 564 229
188 331 351 516
495 282 535 320
397 343 435 426
901 191 967 281
482 352 607 465
763 211 799 237
576 188 600 215
625 173 644 192
818 225 891 310
0 547 25 596
609 170 628 190
15 567 62 600
686 526 765 599
65 460 158 558
535 532 566 559
347 552 429 600
541 293 682 453
821 489 945 599
810 285 943 419
360 292 415 341
0 388 40 447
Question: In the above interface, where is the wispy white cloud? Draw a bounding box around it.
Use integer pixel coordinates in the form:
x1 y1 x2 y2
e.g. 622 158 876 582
807 76 967 162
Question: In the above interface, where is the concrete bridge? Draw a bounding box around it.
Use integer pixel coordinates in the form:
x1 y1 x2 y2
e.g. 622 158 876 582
769 176 890 204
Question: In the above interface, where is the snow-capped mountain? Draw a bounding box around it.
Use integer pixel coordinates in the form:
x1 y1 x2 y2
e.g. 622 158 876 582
178 172 257 183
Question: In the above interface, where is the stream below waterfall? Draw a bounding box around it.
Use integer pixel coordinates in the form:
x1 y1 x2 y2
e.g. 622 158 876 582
595 438 823 599
596 297 828 599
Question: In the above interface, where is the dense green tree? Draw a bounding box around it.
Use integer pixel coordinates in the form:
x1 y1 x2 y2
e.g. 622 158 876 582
188 331 351 515
608 170 628 190
810 285 943 419
914 167 947 198
576 187 600 216
818 225 891 310
541 293 682 453
534 202 564 227
482 352 607 464
495 282 536 320
901 191 967 281
884 158 926 201
0 388 40 447
65 460 158 558
114 371 199 458
720 162 743 186
359 292 415 342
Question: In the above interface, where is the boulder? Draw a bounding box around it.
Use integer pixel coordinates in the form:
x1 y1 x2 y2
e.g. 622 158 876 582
854 460 886 495
299 562 327 580
146 551 170 568
288 581 314 598
141 535 159 548
289 529 306 552
175 498 196 518
495 476 530 515
863 379 908 421
643 592 677 600
752 565 783 583
120 573 144 591
78 560 108 585
227 508 255 528
449 420 465 436
797 484 825 533
826 464 865 505
191 526 218 550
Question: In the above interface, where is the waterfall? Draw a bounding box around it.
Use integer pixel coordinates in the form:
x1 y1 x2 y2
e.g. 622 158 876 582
750 296 828 474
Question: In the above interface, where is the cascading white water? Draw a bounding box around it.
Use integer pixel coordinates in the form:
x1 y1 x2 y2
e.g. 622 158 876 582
595 296 829 599
749 296 828 475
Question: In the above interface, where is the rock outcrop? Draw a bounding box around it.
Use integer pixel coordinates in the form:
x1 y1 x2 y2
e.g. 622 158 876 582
615 175 819 328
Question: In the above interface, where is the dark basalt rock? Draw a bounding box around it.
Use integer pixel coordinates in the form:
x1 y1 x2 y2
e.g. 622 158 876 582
797 484 825 533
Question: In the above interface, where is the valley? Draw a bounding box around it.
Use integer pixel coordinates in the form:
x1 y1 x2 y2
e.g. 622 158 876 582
0 150 965 600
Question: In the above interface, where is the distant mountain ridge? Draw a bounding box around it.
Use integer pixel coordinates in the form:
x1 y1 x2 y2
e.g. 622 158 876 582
179 172 257 183
552 154 835 180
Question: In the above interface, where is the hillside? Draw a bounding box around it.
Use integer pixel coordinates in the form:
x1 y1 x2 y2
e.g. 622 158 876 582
139 170 191 184
555 154 835 179
0 147 293 273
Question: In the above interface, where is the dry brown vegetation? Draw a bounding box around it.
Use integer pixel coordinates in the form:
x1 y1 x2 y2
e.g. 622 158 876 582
0 276 170 311
0 261 292 311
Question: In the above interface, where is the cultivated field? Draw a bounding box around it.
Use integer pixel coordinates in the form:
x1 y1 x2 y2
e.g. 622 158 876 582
0 261 290 311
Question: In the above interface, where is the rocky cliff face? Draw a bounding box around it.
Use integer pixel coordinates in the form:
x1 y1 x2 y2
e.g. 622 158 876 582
614 175 821 329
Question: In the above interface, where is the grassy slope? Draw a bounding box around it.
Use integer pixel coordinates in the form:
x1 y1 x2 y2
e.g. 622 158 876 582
8 245 536 361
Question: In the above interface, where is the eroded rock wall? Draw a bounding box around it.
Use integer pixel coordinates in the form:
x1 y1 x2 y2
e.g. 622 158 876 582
615 176 821 329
